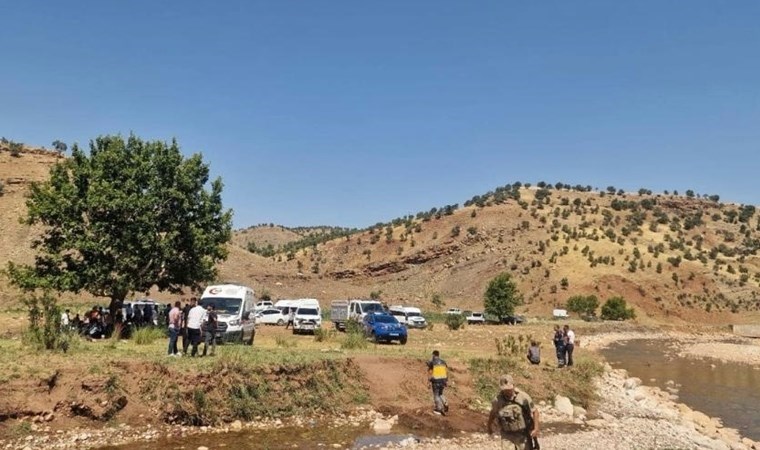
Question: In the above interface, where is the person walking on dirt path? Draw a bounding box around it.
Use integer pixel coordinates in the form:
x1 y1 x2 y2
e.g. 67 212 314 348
563 324 575 367
167 301 181 356
427 350 449 415
553 325 565 368
186 298 205 357
488 374 540 450
202 304 218 357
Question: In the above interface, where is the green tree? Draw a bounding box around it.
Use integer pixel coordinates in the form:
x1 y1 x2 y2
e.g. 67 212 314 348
600 296 636 320
7 134 232 317
566 294 599 318
431 292 444 310
51 140 67 154
483 272 523 320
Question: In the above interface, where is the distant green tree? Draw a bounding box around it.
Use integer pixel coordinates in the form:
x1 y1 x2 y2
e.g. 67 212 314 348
685 190 695 198
601 296 636 320
566 295 599 318
7 134 232 318
369 290 383 300
483 272 523 320
51 140 67 154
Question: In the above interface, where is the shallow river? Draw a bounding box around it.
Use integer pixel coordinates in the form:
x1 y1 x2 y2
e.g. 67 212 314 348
601 339 760 441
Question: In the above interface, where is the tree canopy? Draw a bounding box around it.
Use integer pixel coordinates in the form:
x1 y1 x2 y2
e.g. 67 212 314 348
600 296 636 321
483 272 523 319
565 294 600 318
8 134 232 312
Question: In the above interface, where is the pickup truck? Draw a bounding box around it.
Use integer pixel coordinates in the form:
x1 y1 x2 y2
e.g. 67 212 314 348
331 299 385 331
466 311 486 324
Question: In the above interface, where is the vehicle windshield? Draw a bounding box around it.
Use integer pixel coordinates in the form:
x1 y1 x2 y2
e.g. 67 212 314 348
297 308 319 316
200 297 241 315
375 315 398 324
407 312 422 317
362 303 384 313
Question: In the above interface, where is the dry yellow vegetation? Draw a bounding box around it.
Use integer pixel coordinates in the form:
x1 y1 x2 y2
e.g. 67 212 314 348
2 143 760 329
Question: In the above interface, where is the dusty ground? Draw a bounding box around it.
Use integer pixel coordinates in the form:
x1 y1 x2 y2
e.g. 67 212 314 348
0 320 758 450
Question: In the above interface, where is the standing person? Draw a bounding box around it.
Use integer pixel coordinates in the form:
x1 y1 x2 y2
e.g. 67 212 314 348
202 304 218 357
167 301 182 356
181 300 191 354
61 309 71 330
427 350 449 415
487 374 540 450
553 325 566 368
563 324 576 367
526 341 541 365
285 308 295 330
186 298 205 357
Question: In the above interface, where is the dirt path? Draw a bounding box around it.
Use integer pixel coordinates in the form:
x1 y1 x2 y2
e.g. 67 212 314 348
353 355 488 436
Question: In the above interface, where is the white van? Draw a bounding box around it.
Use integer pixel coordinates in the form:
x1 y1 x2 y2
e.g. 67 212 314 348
274 298 320 317
273 299 322 334
389 306 427 329
200 284 256 345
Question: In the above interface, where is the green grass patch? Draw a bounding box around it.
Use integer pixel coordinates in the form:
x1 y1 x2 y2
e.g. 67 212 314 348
132 327 167 345
340 331 368 350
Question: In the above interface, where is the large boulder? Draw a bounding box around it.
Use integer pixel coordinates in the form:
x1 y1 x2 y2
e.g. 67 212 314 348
554 395 574 416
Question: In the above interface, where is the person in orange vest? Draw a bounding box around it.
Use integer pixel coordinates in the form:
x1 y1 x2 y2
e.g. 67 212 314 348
427 350 449 415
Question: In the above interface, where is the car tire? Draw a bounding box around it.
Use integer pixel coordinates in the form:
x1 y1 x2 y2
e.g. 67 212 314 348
372 332 379 344
400 336 407 345
277 319 284 326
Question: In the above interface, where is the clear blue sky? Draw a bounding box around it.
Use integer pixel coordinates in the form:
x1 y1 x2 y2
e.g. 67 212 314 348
2 1 758 229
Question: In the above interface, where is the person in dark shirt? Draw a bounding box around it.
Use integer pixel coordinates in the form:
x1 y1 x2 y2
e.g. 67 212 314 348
202 304 218 357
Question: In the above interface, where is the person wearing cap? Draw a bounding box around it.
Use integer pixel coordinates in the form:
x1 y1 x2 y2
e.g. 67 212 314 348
487 374 540 449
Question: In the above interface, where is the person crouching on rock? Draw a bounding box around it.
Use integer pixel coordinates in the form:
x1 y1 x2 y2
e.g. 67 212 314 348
527 341 541 365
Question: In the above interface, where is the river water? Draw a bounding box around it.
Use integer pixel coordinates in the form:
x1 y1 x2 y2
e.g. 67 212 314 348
601 339 760 441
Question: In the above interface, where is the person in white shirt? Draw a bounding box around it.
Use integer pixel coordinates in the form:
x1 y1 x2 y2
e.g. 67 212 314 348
61 309 71 330
563 325 576 367
186 298 206 357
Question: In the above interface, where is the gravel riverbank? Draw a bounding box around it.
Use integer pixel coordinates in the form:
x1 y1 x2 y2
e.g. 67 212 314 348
384 366 758 450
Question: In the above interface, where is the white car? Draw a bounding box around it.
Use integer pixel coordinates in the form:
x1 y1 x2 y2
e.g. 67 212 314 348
467 312 486 324
255 307 288 325
445 308 462 315
254 300 274 312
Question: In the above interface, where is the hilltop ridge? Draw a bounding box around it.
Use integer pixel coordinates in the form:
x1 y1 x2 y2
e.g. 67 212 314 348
2 140 760 325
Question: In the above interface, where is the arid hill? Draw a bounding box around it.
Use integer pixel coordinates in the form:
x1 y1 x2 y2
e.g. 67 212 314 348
2 142 760 325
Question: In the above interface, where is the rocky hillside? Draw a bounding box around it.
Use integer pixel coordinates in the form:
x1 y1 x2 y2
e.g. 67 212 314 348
2 141 760 324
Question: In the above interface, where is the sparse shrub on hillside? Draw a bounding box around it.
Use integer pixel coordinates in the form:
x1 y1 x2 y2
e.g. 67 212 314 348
0 179 4 196
467 226 477 236
560 278 569 289
9 141 22 157
450 225 461 237
445 313 466 330
431 293 444 310
471 210 477 218
600 296 635 321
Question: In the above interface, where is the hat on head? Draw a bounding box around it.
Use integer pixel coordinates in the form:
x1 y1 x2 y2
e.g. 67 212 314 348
499 374 515 390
